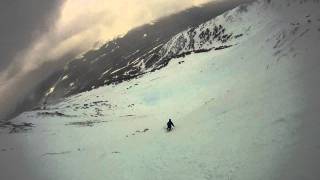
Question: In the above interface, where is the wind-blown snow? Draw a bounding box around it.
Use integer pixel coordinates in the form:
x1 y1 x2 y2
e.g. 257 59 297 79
1 0 320 179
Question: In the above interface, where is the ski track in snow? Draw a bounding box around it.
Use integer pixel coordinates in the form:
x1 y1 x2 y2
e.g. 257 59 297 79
1 0 320 179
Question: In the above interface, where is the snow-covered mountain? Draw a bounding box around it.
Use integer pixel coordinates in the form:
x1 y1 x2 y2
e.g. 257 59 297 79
41 0 253 104
5 0 254 122
1 0 320 179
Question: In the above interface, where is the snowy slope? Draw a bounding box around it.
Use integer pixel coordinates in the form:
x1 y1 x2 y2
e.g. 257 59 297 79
1 0 320 179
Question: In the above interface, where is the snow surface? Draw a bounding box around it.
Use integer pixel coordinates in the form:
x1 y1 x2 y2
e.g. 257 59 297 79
1 0 320 179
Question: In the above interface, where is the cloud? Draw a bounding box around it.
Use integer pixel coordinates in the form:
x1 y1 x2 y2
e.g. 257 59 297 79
56 0 213 46
0 0 64 73
0 0 65 119
1 0 214 79
0 0 217 120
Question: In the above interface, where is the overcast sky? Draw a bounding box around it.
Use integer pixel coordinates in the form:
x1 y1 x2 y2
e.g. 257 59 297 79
0 0 215 119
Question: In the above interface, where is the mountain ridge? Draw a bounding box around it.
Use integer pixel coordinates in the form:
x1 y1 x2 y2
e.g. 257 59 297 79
42 0 254 104
2 0 320 179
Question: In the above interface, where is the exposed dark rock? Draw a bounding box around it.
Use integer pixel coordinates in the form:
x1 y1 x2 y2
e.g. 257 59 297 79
0 121 35 134
65 120 108 127
42 151 72 156
215 45 233 50
37 111 72 117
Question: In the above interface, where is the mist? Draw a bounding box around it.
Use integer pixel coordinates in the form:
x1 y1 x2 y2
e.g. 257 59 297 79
0 0 249 120
0 0 215 120
0 0 65 120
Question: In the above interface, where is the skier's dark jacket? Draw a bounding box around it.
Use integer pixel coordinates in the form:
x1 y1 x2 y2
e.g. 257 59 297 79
167 119 174 130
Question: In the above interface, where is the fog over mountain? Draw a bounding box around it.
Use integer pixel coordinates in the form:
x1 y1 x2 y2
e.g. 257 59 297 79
0 0 252 120
0 0 64 120
0 0 63 72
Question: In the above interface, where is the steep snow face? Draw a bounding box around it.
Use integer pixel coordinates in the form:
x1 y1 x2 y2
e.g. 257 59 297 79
1 0 320 180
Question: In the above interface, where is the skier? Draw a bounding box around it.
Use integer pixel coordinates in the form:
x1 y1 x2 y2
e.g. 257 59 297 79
167 119 175 131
